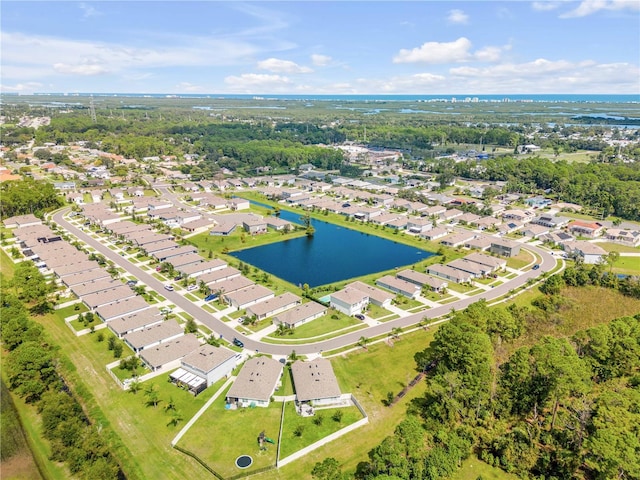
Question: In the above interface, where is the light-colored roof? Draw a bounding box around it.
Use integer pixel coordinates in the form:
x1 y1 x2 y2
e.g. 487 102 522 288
346 281 394 304
96 296 150 321
179 258 227 276
199 266 241 285
375 275 420 295
123 319 183 349
60 268 112 286
70 278 121 297
226 357 283 402
55 260 102 277
396 269 447 289
566 241 607 256
427 264 471 281
464 252 506 269
225 284 274 306
273 301 327 326
140 334 201 369
108 307 163 336
181 344 236 374
330 287 369 306
169 253 204 268
82 285 136 308
291 358 341 402
447 259 485 276
246 292 301 317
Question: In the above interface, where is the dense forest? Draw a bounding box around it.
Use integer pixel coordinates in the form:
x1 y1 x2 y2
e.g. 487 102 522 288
0 179 64 219
312 262 640 480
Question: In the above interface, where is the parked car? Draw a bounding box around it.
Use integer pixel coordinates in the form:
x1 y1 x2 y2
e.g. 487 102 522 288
164 284 174 291
126 280 138 287
355 314 365 321
532 264 540 270
186 284 198 292
204 293 218 302
233 337 244 348
174 275 183 281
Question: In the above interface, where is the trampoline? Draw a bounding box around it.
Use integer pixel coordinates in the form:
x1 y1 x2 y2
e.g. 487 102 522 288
235 455 253 469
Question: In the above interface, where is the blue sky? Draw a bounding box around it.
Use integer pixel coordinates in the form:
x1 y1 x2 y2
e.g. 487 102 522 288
2 1 639 94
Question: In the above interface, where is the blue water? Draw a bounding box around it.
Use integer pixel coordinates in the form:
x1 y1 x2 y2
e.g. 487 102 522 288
28 93 640 103
229 206 435 288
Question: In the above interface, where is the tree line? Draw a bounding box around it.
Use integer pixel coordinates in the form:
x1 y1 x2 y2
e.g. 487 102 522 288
0 178 64 219
1 264 125 479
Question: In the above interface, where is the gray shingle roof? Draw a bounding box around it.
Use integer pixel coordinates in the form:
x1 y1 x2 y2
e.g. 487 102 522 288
291 358 341 403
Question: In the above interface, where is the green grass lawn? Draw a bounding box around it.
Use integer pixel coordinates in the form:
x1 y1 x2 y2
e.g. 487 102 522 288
391 297 423 310
178 390 281 478
446 282 476 294
506 249 534 269
451 457 521 480
187 227 306 256
598 242 640 253
56 302 89 318
279 403 364 459
366 303 393 319
612 256 640 275
274 366 294 396
265 312 361 340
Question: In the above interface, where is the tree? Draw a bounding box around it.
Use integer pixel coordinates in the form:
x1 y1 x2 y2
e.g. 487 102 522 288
311 457 344 480
184 318 198 334
358 336 370 350
5 342 57 403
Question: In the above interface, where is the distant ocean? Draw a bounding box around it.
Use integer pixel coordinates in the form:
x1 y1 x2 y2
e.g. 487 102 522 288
23 93 640 103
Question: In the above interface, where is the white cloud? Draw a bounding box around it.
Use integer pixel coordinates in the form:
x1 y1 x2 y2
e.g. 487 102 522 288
0 31 261 81
311 54 332 67
224 73 292 92
257 58 312 74
394 38 508 64
393 37 472 64
531 1 564 11
447 9 469 24
78 2 102 18
53 62 110 76
560 0 640 17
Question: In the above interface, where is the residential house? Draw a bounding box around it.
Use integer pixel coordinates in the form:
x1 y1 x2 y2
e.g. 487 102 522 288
396 269 448 292
139 334 201 372
375 275 420 299
224 285 275 310
170 344 237 395
273 302 327 329
406 217 433 234
346 281 394 308
568 221 604 238
421 227 449 241
440 232 477 248
243 217 268 235
108 307 164 338
245 293 301 321
464 252 507 272
291 358 342 406
329 287 369 316
427 264 473 284
489 239 522 258
447 259 485 278
228 198 250 211
225 357 283 408
563 241 607 264
532 214 570 229
605 228 640 247
96 296 150 322
522 224 550 239
123 319 184 353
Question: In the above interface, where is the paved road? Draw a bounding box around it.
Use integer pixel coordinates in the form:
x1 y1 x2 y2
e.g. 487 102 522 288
53 208 555 356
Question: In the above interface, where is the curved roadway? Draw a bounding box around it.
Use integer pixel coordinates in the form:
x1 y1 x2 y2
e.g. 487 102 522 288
53 208 555 356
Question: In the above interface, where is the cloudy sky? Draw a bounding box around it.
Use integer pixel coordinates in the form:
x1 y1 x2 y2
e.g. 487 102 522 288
2 1 639 95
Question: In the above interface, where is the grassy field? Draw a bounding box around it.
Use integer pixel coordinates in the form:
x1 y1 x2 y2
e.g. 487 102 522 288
178 388 282 478
506 249 534 269
598 242 640 253
188 227 306 256
265 312 362 340
612 255 640 275
279 403 364 459
452 457 519 480
0 380 43 480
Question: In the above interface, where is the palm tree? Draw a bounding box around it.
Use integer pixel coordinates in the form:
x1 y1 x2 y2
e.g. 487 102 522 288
391 327 402 340
358 336 369 350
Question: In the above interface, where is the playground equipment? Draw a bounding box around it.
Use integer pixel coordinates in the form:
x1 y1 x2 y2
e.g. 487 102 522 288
257 430 276 450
